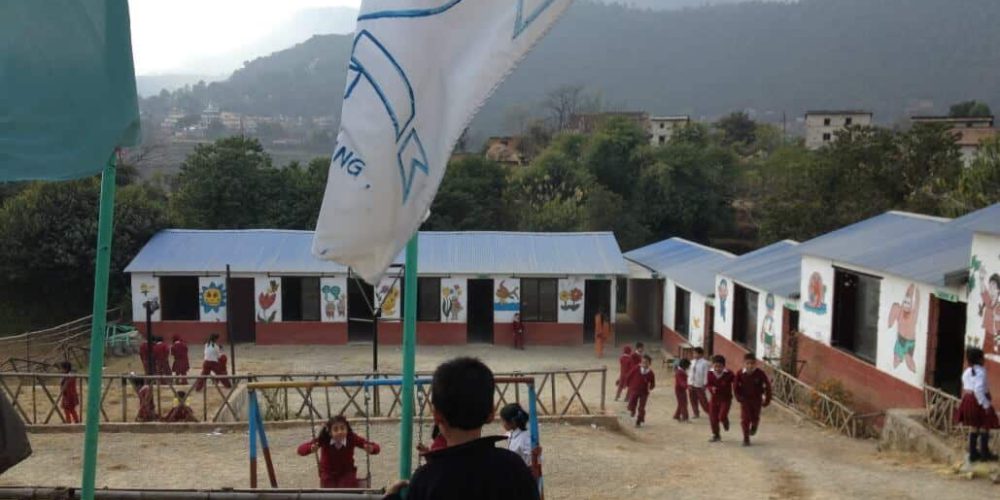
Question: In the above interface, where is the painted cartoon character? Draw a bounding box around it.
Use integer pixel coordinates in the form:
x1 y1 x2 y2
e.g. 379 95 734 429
760 294 776 359
322 285 346 320
979 268 1000 357
496 280 519 303
804 272 827 315
441 286 464 321
379 284 400 316
888 284 920 373
717 279 729 322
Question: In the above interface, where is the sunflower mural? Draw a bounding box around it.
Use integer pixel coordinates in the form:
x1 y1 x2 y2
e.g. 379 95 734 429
200 281 227 313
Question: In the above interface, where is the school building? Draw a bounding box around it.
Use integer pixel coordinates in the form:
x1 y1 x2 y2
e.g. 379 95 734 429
125 230 628 347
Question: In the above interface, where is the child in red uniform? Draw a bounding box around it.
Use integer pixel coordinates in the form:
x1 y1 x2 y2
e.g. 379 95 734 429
58 361 80 424
138 340 150 374
625 354 656 427
162 391 198 422
298 415 380 488
131 377 159 422
734 352 772 446
153 337 171 378
512 313 525 350
615 345 634 401
707 355 734 442
673 358 690 422
170 335 190 385
417 424 447 455
956 348 999 462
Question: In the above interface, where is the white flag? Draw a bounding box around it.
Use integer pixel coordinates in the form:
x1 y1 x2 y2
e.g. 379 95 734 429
313 0 574 284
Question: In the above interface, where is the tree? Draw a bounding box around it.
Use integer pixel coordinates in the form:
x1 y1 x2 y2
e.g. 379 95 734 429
581 117 648 196
715 111 756 145
955 135 1000 212
424 157 509 231
949 100 993 117
542 85 585 132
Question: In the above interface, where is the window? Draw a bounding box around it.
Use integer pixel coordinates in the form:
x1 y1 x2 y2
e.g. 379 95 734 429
659 123 665 129
845 117 853 126
822 133 832 142
281 277 320 321
658 135 666 145
417 277 441 322
520 278 558 322
823 118 831 126
832 269 881 363
732 284 758 354
674 286 691 338
160 276 199 320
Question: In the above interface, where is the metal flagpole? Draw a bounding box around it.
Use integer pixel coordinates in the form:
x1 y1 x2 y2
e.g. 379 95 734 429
398 234 419 481
81 152 119 500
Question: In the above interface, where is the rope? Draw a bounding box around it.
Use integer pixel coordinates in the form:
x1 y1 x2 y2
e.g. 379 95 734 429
305 387 321 470
348 265 406 318
363 383 373 487
417 390 426 463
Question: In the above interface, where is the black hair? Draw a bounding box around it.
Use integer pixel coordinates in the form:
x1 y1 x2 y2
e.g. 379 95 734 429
130 376 145 391
431 357 495 430
678 359 691 369
967 347 985 367
712 355 726 365
642 354 652 363
207 333 220 345
693 347 704 355
500 403 529 431
318 415 353 443
744 352 757 361
431 424 440 440
59 361 72 372
635 342 645 349
177 391 187 401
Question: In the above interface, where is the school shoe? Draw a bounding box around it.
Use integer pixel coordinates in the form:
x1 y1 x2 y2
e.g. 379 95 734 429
750 423 758 436
709 435 721 443
742 437 751 447
722 420 730 432
979 433 999 461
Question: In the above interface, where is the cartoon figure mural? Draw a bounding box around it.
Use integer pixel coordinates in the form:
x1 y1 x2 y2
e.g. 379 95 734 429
441 285 464 321
200 281 227 314
888 284 921 373
377 283 400 317
717 279 729 322
322 284 347 321
495 280 520 311
559 287 583 311
804 272 828 315
972 255 1000 357
257 280 279 323
760 294 776 359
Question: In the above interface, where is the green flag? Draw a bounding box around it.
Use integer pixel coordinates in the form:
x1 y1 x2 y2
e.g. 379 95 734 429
1 0 140 180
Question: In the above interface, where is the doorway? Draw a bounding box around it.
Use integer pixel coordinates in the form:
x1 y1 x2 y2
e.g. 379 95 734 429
929 297 967 396
229 278 255 343
348 279 375 342
467 279 494 343
704 304 715 355
584 280 612 343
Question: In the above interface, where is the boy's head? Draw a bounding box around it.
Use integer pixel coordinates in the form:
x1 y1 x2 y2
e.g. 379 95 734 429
59 361 72 373
967 347 985 367
743 352 758 370
431 357 495 431
711 355 726 371
678 358 691 370
693 347 704 359
623 345 632 355
635 342 645 355
641 354 652 368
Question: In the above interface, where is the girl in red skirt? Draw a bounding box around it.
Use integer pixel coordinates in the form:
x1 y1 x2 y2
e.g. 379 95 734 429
58 361 80 424
297 415 380 488
956 348 999 462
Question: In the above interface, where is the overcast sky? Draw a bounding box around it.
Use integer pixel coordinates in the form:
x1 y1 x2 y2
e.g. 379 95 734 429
129 0 361 75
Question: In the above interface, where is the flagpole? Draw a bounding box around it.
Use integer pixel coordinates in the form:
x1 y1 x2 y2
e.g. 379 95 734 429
81 153 118 500
398 233 419 481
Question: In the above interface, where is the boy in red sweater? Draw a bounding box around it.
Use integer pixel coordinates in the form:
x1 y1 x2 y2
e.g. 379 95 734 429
170 335 190 385
673 358 690 422
58 361 80 424
298 415 380 488
615 345 633 401
152 337 171 378
707 354 734 442
734 352 772 446
625 354 656 427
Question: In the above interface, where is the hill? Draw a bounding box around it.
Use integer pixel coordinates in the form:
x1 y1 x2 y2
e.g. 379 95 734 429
141 0 1000 144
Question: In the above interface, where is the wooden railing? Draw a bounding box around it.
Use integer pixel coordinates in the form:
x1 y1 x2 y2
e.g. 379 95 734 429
923 385 961 435
0 367 607 425
764 365 869 438
0 309 122 372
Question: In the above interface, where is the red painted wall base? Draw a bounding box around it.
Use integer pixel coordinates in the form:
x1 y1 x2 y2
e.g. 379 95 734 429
712 333 750 367
661 326 691 357
256 322 347 345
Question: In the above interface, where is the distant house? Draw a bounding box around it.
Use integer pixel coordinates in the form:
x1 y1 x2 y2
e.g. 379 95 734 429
804 110 873 150
567 112 650 135
200 103 221 127
220 112 243 130
484 136 525 166
911 115 997 165
649 116 691 146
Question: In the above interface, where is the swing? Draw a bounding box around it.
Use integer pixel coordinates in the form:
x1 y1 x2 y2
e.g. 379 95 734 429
302 382 375 488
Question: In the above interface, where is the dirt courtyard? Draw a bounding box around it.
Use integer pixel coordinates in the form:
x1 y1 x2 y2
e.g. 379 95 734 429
2 344 995 498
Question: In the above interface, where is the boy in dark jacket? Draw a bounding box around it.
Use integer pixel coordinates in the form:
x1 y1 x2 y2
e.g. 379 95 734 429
734 352 772 446
385 357 538 500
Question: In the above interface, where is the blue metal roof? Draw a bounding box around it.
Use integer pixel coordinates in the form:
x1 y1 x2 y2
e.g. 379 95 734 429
124 230 629 277
719 240 801 298
951 203 1000 236
624 238 735 296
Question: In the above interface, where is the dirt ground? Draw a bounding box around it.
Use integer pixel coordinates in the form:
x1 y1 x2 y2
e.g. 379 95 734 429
2 344 996 498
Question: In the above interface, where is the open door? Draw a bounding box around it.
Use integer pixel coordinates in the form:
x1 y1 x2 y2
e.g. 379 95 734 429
584 280 612 343
927 296 967 396
467 279 494 343
704 304 715 355
229 278 255 343
348 279 375 342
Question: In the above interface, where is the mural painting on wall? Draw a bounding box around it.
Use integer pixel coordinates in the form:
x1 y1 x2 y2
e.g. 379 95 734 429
200 281 227 314
804 272 828 315
139 281 157 303
693 317 702 330
717 279 729 321
257 280 279 323
441 285 464 321
322 284 347 320
761 293 777 359
559 286 583 311
888 284 920 373
971 255 1000 357
495 280 520 311
377 283 400 317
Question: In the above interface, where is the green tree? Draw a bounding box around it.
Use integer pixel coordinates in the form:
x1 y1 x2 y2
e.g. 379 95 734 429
424 157 509 231
259 157 328 230
715 111 756 146
581 117 648 196
955 135 1000 211
949 100 993 117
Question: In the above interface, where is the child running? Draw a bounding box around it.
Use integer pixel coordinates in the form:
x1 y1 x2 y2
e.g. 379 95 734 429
956 347 999 462
297 415 381 488
162 391 198 422
58 361 79 424
734 352 772 446
673 358 690 422
688 347 711 418
500 403 533 467
615 345 634 401
707 354 734 442
625 354 656 427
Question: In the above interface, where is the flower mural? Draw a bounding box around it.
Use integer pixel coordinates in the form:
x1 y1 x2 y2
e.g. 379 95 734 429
200 281 227 314
559 287 583 311
378 284 400 317
257 280 279 322
441 285 464 321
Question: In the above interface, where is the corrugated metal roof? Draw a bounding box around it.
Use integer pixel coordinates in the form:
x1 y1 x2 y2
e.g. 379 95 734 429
951 203 1000 236
624 238 735 296
124 230 629 277
719 240 801 298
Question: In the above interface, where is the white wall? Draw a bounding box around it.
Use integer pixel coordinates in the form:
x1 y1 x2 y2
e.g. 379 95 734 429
493 277 520 323
130 274 161 322
558 277 586 323
663 278 708 347
320 276 348 323
198 276 227 322
441 277 467 323
799 256 834 344
255 276 281 323
967 233 1000 362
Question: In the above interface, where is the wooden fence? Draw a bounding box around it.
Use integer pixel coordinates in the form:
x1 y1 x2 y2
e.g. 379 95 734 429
0 367 606 425
764 365 874 438
0 309 122 372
